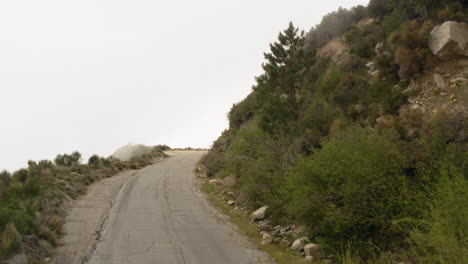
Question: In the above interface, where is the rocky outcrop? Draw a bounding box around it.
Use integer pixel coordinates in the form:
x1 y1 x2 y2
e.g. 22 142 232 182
250 206 268 221
429 21 468 60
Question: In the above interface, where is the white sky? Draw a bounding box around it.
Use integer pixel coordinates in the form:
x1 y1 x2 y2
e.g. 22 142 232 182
0 0 368 171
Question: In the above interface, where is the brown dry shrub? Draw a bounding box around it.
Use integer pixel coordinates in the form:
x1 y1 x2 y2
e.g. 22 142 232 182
390 20 436 80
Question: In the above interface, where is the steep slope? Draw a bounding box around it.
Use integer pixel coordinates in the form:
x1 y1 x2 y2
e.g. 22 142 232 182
202 1 468 263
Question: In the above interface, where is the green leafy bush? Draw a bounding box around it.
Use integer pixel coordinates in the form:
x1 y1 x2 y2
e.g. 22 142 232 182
286 127 410 255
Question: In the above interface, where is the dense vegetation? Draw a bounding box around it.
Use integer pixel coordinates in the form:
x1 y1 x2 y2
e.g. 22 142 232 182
202 1 467 263
0 145 168 262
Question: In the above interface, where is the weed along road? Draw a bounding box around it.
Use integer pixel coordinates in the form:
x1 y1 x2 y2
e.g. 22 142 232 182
54 151 273 264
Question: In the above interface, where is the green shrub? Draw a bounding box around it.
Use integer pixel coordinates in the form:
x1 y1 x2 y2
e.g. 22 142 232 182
12 169 28 183
0 224 19 260
333 73 369 108
286 127 410 255
88 155 100 167
229 92 258 129
0 171 11 187
408 172 468 264
55 151 82 167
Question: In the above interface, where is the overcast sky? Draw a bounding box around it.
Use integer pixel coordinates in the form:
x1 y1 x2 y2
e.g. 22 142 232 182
0 0 368 171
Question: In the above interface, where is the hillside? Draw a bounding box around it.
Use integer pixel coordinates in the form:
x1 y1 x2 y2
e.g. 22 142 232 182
202 0 468 263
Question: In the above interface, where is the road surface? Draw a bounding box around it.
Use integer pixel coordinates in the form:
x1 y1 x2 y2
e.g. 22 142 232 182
54 151 273 264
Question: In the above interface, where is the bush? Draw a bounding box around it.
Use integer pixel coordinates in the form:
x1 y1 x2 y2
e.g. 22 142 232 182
228 92 258 129
55 151 82 167
0 171 11 187
390 20 436 80
286 127 410 255
12 169 28 183
0 224 19 259
88 155 100 166
408 171 468 264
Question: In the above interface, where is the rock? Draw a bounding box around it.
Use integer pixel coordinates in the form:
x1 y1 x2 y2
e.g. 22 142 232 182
6 254 28 264
352 104 365 114
429 21 468 60
304 243 325 259
366 61 376 72
304 256 314 263
227 200 235 206
291 237 310 251
250 206 268 221
407 128 419 139
433 73 446 89
209 179 220 185
256 220 271 230
411 104 420 110
261 232 274 245
450 77 468 84
392 85 403 92
375 42 385 54
44 258 51 263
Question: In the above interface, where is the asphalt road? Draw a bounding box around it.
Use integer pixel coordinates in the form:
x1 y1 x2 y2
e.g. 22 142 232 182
55 151 273 264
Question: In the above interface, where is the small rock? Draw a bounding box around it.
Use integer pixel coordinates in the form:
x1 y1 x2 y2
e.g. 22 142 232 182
450 77 468 84
256 220 271 230
227 200 235 206
352 104 365 114
291 237 310 251
407 128 419 139
411 104 420 110
44 258 51 263
261 232 274 245
250 206 268 221
433 73 446 89
304 256 314 263
304 243 325 259
209 179 220 185
375 42 385 54
366 61 376 72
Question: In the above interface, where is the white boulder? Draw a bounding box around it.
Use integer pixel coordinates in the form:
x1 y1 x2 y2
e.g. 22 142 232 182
291 236 310 251
429 21 468 60
250 206 268 221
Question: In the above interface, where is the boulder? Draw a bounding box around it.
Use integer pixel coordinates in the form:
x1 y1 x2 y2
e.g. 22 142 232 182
304 243 325 259
429 21 468 60
250 206 268 221
304 256 314 263
291 236 310 251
